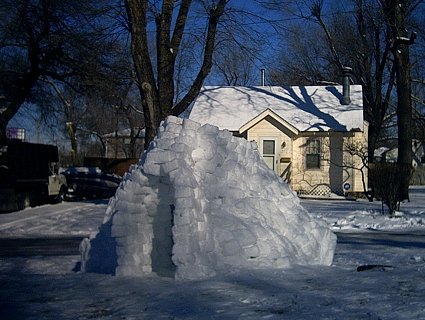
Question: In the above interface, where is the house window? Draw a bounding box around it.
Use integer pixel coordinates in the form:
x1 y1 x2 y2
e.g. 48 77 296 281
306 139 321 169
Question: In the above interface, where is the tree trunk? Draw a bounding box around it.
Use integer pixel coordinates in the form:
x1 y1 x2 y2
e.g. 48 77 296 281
394 42 412 201
386 0 413 201
0 117 7 146
141 82 159 150
125 0 227 147
171 0 227 117
125 0 160 150
66 122 78 165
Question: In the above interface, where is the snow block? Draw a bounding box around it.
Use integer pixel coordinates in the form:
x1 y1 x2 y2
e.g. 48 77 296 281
80 116 336 280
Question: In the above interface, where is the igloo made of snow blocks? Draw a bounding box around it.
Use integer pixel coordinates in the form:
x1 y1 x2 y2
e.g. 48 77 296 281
80 116 336 280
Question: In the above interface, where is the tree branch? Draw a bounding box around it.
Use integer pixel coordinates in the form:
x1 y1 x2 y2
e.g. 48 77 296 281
172 0 228 116
171 0 192 57
310 0 344 71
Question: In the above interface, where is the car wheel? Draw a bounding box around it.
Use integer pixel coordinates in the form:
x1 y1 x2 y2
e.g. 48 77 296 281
52 185 67 204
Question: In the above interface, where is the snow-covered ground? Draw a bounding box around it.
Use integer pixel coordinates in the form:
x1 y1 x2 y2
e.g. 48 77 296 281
0 187 424 319
303 186 425 232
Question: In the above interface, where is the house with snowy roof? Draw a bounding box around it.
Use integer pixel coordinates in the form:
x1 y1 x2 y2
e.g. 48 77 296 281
104 128 145 159
189 79 368 197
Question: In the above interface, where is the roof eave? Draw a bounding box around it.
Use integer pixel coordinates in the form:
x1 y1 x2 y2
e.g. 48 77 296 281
239 108 300 135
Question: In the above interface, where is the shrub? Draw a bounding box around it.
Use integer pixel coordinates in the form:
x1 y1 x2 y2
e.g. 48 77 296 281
369 163 413 216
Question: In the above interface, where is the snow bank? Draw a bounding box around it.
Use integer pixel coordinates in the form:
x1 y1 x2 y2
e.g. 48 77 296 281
328 210 425 231
80 116 336 280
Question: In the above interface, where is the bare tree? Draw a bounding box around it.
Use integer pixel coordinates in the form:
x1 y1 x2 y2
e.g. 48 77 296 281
47 69 143 163
271 1 425 195
412 81 425 150
0 0 123 145
213 38 259 86
124 0 229 147
378 0 422 200
48 81 83 164
273 1 398 163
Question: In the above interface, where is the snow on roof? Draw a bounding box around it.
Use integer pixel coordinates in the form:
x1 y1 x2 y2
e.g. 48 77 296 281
189 85 364 132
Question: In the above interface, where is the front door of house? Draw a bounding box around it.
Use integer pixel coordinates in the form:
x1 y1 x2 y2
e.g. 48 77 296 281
261 138 277 171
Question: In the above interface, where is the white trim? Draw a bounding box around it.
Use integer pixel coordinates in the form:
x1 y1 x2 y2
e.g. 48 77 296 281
239 108 299 135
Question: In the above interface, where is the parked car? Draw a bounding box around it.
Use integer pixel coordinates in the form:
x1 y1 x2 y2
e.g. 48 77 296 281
62 167 121 200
